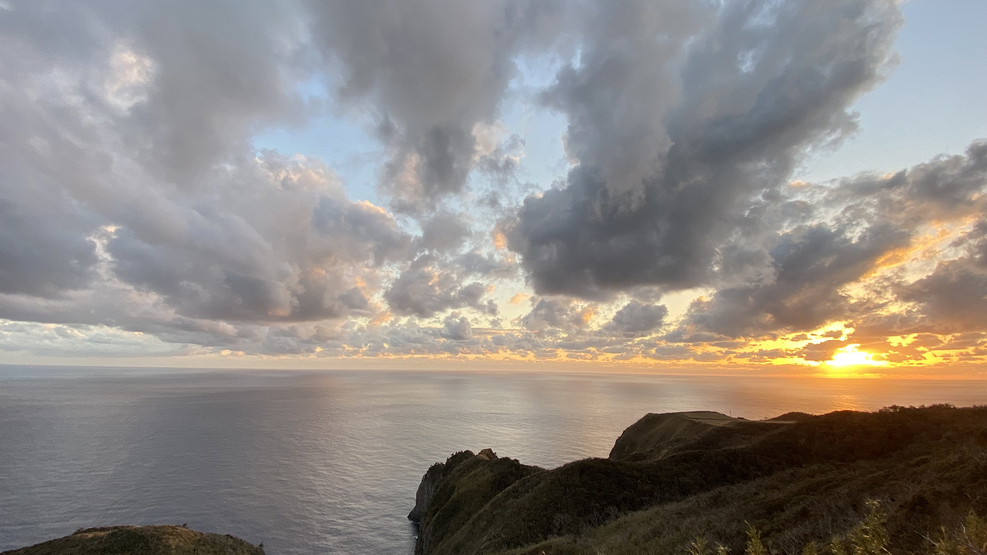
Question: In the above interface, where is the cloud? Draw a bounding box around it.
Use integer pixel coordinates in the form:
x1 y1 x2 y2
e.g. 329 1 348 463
898 254 987 334
649 136 984 344
606 301 668 337
442 312 474 341
476 133 526 185
306 0 566 213
823 140 987 231
2 1 307 182
519 297 596 333
2 0 986 369
0 320 192 358
0 2 411 339
0 197 99 298
509 0 902 298
821 144 987 342
671 222 910 339
795 339 846 363
418 211 472 253
99 154 410 324
384 256 498 318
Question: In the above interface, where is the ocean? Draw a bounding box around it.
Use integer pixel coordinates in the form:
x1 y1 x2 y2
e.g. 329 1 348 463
1 367 984 554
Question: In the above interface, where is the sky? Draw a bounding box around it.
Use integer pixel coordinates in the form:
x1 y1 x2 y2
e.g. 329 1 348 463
1 0 986 376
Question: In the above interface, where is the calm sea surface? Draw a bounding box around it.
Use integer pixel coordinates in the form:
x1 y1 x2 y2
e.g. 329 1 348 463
1 367 985 554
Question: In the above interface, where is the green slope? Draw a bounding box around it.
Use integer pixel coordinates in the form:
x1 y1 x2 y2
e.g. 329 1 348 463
410 405 987 555
1 526 264 555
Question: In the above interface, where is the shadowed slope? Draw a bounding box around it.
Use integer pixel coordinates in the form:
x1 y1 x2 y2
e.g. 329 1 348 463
607 411 790 462
411 405 987 555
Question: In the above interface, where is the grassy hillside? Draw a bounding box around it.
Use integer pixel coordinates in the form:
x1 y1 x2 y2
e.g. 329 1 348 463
413 448 545 554
1 526 264 555
411 405 987 555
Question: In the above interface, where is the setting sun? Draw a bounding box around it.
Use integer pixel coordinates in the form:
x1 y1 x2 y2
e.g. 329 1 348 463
826 345 887 368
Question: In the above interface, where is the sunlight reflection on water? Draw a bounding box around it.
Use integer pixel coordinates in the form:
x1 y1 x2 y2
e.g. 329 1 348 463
0 368 983 554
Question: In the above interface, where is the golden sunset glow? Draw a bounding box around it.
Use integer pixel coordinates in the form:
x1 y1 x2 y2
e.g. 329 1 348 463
826 345 887 368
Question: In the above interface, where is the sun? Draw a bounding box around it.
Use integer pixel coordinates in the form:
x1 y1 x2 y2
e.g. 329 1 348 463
826 345 887 368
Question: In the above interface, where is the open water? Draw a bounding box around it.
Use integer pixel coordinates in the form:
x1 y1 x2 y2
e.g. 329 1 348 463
1 367 984 554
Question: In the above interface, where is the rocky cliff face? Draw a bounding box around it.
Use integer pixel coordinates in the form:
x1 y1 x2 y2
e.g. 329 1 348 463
408 462 446 523
407 449 491 523
408 448 541 555
0 526 264 555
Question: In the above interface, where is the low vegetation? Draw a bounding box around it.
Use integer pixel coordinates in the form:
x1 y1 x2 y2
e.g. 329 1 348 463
412 405 987 555
0 526 264 555
679 503 986 555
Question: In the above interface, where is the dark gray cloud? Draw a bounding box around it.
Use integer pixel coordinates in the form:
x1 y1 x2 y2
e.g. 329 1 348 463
897 257 987 334
606 301 668 337
671 222 910 339
0 196 98 298
509 0 902 298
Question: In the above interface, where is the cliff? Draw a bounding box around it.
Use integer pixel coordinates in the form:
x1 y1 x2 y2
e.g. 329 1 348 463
0 526 264 555
409 405 987 555
409 448 543 555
